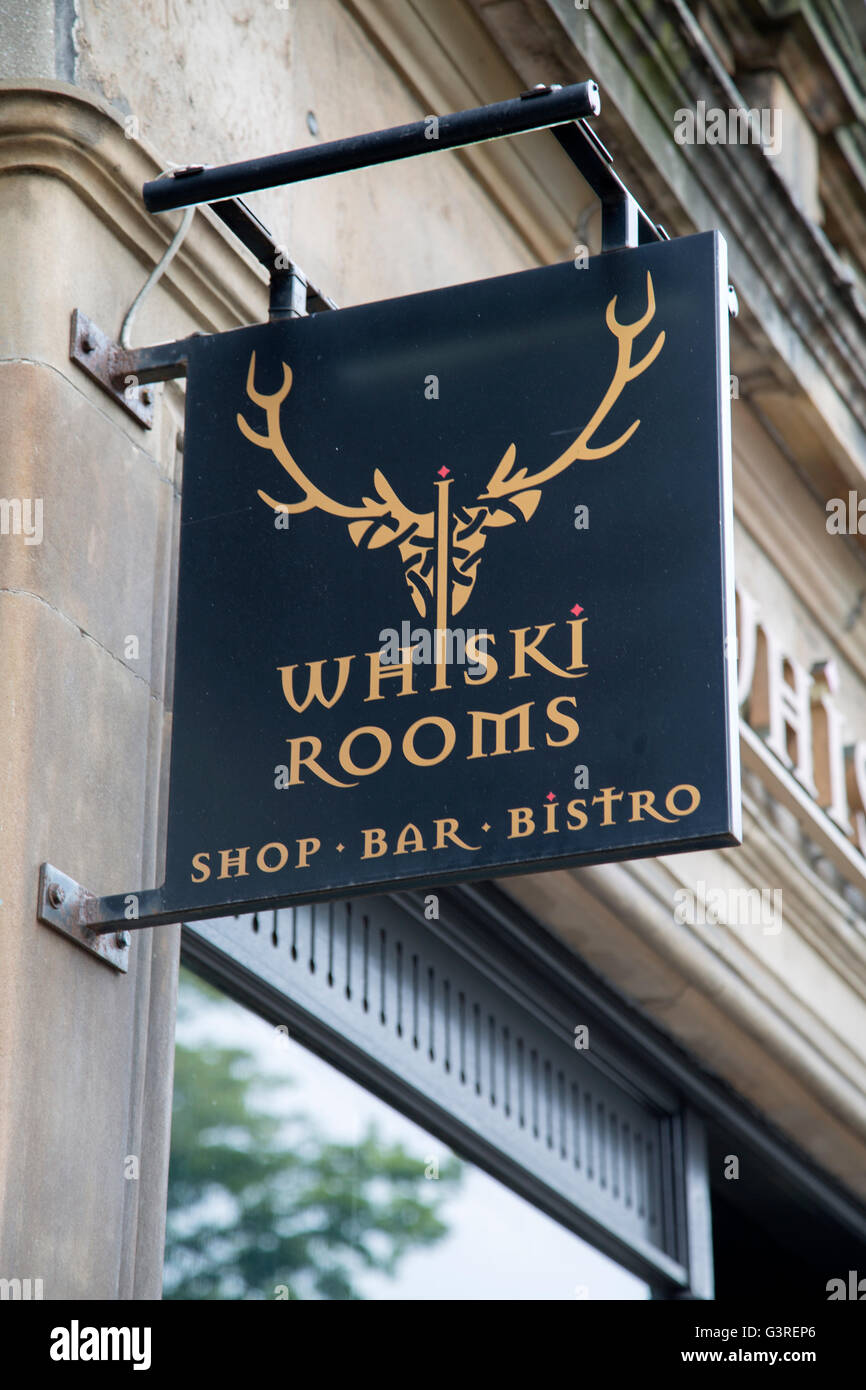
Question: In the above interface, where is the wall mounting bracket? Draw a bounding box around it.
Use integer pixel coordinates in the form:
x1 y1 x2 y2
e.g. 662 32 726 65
69 199 335 424
69 309 193 426
38 864 131 971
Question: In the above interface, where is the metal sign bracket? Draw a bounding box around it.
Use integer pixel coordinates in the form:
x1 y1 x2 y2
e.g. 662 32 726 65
37 864 131 971
68 87 677 432
46 83 732 948
141 82 668 256
69 197 336 427
69 308 193 427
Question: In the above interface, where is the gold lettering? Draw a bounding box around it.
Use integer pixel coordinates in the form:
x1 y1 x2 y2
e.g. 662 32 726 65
402 716 455 767
591 788 623 826
297 837 320 868
365 647 416 701
570 618 587 671
468 703 534 759
846 741 866 854
218 846 250 879
286 735 356 788
665 784 701 817
432 628 451 692
433 817 481 851
510 623 584 680
395 823 426 854
566 798 588 830
256 842 289 873
279 656 354 712
629 790 676 823
507 807 535 838
339 726 391 777
464 632 498 685
811 662 852 833
191 851 211 883
750 625 817 794
361 827 388 858
545 695 580 746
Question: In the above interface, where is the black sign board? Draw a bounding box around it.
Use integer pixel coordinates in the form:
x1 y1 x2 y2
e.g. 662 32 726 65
163 230 739 916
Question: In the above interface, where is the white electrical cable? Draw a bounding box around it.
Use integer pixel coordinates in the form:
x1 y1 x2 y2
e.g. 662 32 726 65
119 168 195 348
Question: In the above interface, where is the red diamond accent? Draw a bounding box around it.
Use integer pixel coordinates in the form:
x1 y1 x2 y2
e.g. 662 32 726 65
546 792 556 802
437 466 450 478
570 603 584 617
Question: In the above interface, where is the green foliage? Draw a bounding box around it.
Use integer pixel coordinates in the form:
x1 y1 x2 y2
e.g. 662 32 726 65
164 972 462 1300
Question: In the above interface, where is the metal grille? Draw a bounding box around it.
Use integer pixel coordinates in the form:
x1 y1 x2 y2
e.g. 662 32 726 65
183 890 692 1291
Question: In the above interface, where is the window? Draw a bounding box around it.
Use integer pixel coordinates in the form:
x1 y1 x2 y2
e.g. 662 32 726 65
165 967 649 1301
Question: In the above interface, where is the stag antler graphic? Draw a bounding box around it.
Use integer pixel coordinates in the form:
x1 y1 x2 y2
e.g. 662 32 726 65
448 270 665 613
238 270 664 622
237 353 436 614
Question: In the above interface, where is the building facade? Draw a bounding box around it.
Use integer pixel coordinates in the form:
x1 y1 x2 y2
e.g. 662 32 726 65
1 0 866 1300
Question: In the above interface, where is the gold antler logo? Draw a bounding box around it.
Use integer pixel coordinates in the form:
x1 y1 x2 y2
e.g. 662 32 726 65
238 271 664 631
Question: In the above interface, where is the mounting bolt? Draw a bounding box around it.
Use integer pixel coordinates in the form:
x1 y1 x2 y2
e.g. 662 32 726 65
520 83 562 99
47 882 66 908
140 388 153 406
81 335 94 353
115 930 131 949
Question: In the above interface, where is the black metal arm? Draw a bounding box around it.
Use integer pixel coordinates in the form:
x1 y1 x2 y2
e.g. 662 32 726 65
143 82 601 213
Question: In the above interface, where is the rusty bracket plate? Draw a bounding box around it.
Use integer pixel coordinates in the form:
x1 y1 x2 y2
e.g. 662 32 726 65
38 864 130 972
69 310 194 429
70 309 156 428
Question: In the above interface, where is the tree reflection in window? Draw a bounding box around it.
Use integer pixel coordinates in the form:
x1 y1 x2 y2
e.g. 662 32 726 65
164 970 462 1300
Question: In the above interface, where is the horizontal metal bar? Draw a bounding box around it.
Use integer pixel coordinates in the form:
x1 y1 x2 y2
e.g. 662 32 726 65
38 865 168 935
143 81 601 212
120 336 197 382
552 120 667 247
71 309 195 386
35 818 739 935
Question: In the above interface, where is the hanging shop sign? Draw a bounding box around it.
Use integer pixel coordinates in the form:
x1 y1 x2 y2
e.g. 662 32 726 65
156 228 738 917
